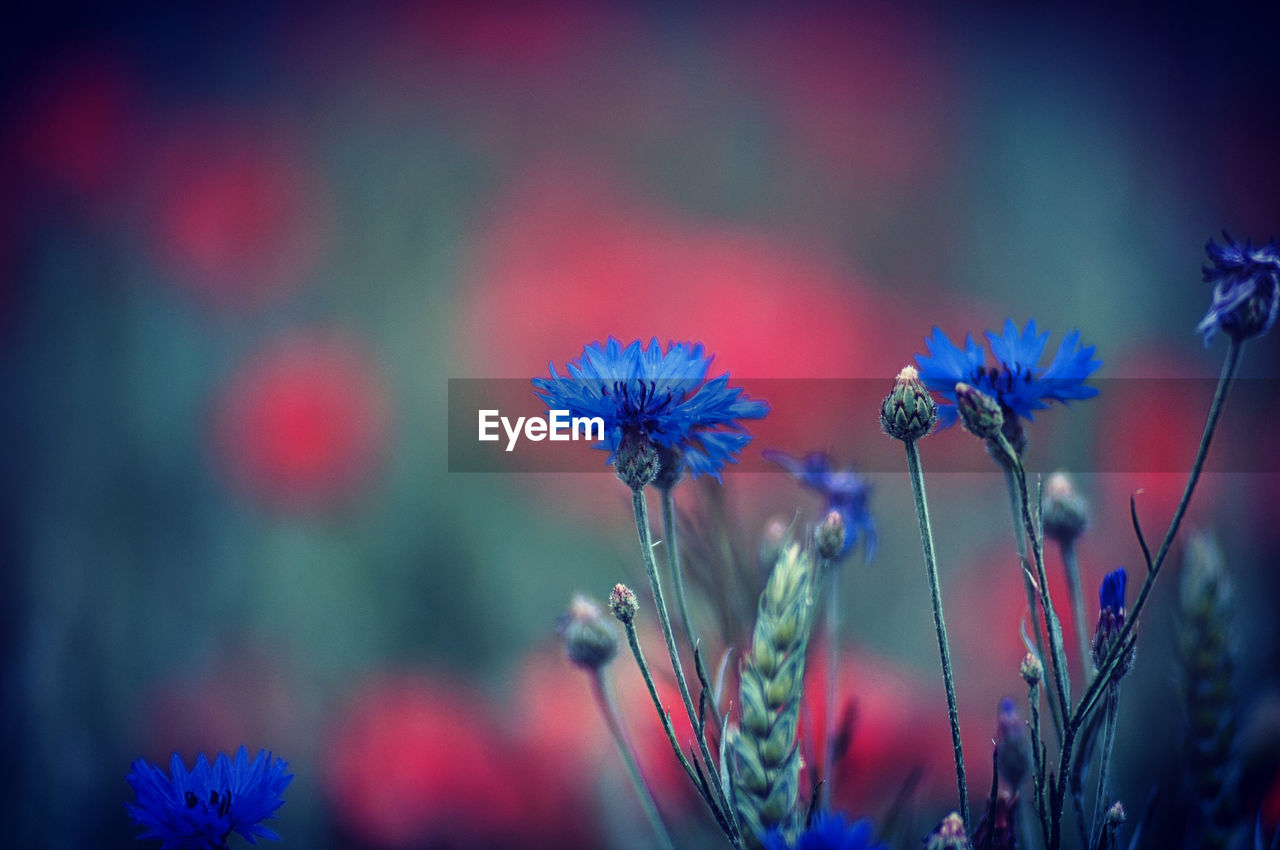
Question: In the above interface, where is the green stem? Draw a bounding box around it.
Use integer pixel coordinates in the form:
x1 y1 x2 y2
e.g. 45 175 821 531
1059 540 1092 684
660 486 699 654
1029 681 1050 850
904 439 970 828
1088 686 1121 850
822 557 841 811
631 490 736 838
1004 467 1060 742
1052 338 1244 849
621 618 736 843
590 669 678 850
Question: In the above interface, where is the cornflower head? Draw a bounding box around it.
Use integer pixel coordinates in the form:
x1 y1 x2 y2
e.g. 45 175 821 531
126 746 292 850
762 450 876 562
1197 232 1280 343
1092 567 1134 675
915 320 1100 451
532 337 768 488
762 811 886 850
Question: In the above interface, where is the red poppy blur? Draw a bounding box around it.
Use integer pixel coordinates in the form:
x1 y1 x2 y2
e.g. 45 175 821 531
7 49 143 199
799 642 958 814
212 332 390 512
326 674 528 848
143 119 330 310
724 4 956 189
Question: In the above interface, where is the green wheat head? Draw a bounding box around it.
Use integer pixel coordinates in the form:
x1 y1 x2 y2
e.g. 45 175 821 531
730 537 817 849
1178 533 1239 850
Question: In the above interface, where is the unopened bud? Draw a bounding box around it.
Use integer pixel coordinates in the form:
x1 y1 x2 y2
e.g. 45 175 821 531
815 510 846 560
1042 472 1089 544
1020 652 1043 686
758 516 789 571
653 444 684 491
880 365 938 442
996 697 1031 790
608 583 639 625
614 432 660 491
560 594 618 670
1106 801 1126 825
925 812 971 850
955 383 1004 441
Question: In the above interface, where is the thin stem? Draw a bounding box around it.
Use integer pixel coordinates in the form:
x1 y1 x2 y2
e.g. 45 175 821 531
659 486 699 655
1088 686 1121 850
621 618 734 840
822 557 841 811
631 490 735 836
1029 681 1050 850
1059 540 1092 684
590 669 678 850
904 439 970 828
1004 467 1059 741
1001 440 1072 746
1052 338 1245 849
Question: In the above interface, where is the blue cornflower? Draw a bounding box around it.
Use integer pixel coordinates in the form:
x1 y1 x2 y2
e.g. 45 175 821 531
126 746 292 850
915 319 1101 432
762 811 886 850
1099 567 1127 618
532 337 768 481
1197 232 1280 343
763 450 876 561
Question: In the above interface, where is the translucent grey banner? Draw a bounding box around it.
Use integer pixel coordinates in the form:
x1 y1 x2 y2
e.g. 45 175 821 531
447 379 1278 473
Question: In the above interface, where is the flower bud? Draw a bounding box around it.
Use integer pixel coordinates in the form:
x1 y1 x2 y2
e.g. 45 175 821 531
995 698 1031 790
560 594 618 670
653 444 684 491
1042 472 1089 544
608 583 639 625
1106 801 1126 826
1092 568 1135 677
814 509 846 561
955 382 1004 441
925 812 971 850
880 365 938 442
758 516 789 571
614 431 660 491
1020 652 1043 686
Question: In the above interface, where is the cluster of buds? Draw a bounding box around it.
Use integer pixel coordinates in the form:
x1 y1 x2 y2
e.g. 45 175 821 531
1092 568 1135 677
560 594 619 671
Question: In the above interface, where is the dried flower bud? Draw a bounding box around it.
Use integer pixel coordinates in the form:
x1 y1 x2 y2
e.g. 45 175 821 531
925 812 971 850
608 583 639 625
560 594 618 670
758 516 789 571
955 382 1004 442
614 431 661 491
881 365 938 442
814 510 846 561
1042 472 1089 544
1020 652 1043 686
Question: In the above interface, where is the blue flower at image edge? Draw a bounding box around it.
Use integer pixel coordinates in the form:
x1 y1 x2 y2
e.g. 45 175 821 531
763 450 876 561
915 319 1101 429
532 337 769 480
763 811 886 850
1197 232 1280 343
127 746 292 850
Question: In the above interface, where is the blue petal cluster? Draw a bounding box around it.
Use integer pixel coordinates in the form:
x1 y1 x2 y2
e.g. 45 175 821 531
1197 232 1280 343
126 746 292 850
915 319 1101 429
763 811 885 850
763 450 875 561
533 338 768 480
1099 567 1127 617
